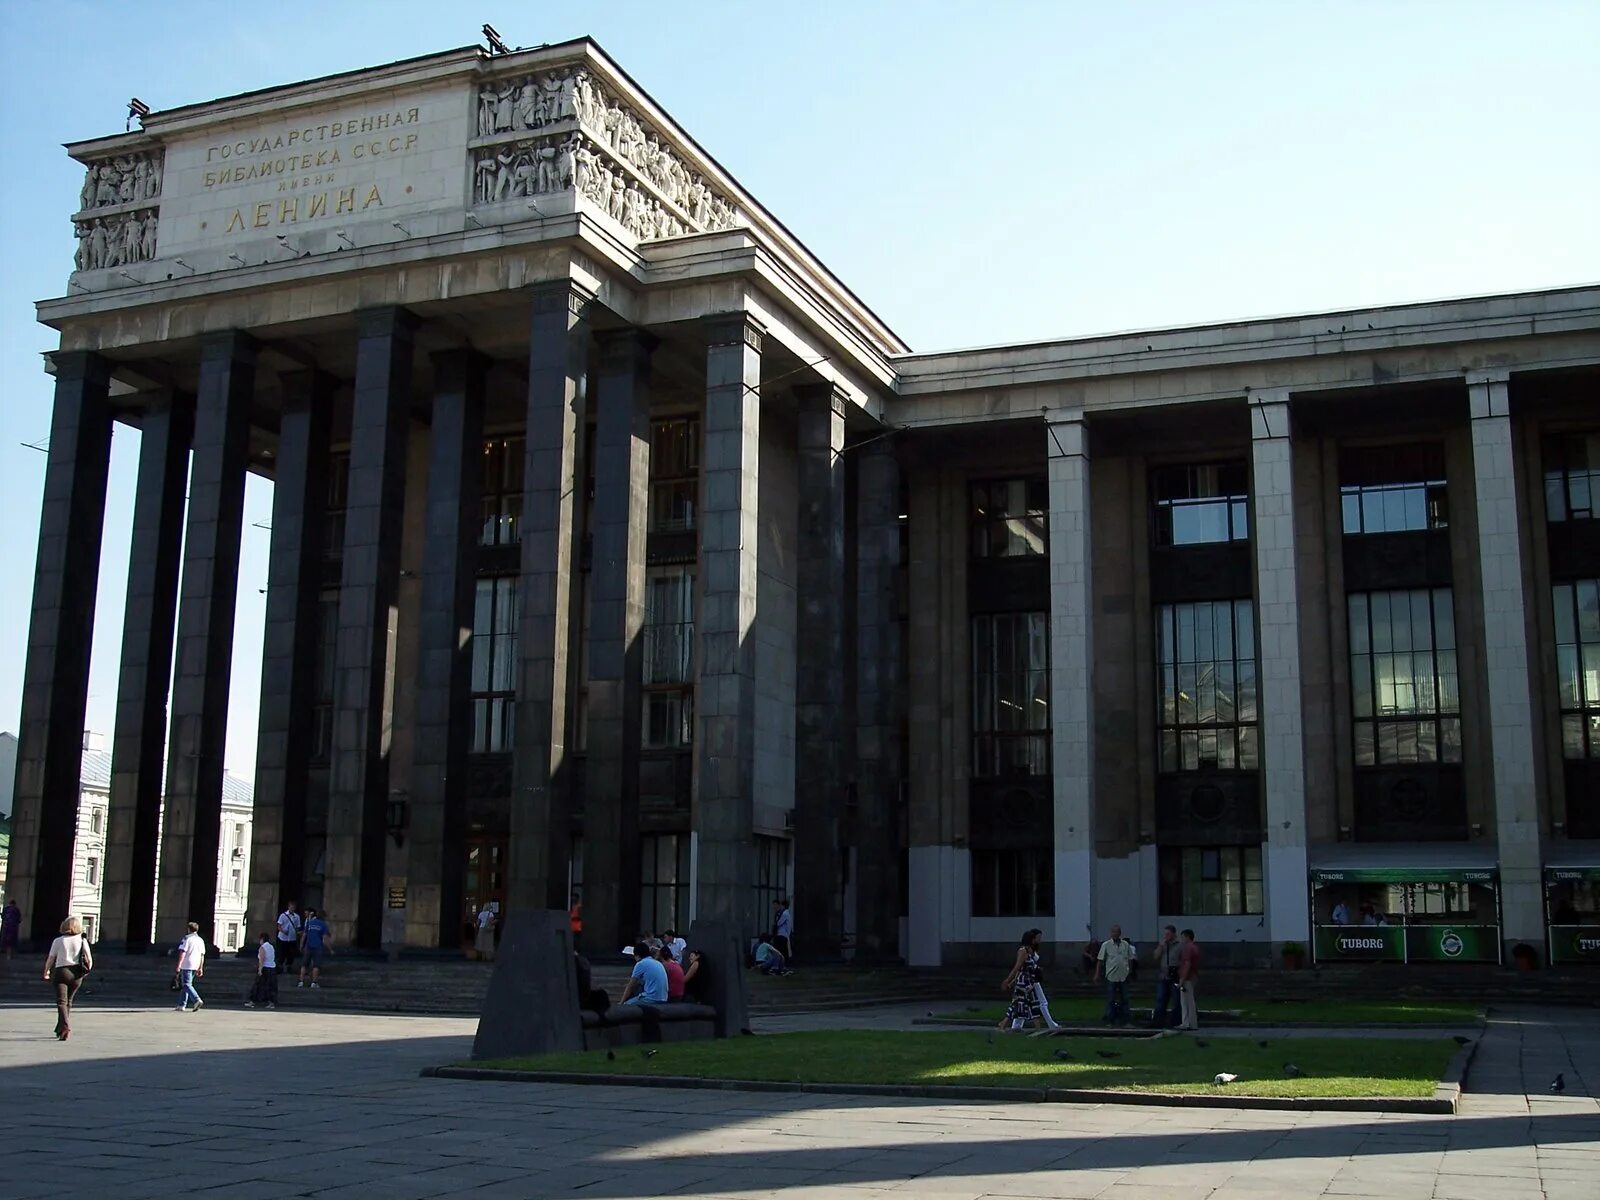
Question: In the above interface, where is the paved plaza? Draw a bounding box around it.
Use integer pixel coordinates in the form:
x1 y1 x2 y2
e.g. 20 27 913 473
0 997 1595 1199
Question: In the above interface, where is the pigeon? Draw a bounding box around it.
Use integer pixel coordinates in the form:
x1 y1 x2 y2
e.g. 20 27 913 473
1194 1039 1209 1049
1213 1072 1238 1085
1283 1063 1302 1078
986 1030 996 1045
1256 1040 1270 1049
1453 1035 1471 1046
605 1050 615 1061
1551 1074 1565 1094
1095 1050 1121 1059
643 1049 658 1059
1054 1049 1075 1061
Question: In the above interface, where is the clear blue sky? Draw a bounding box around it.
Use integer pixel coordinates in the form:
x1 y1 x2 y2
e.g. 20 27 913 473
0 1 1596 790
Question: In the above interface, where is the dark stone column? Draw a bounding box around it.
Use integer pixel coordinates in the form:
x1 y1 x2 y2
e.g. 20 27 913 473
694 315 762 935
410 348 487 948
582 329 654 953
102 391 193 949
509 281 590 914
10 352 112 947
246 370 334 939
854 439 904 960
158 332 255 946
793 383 847 959
325 308 416 948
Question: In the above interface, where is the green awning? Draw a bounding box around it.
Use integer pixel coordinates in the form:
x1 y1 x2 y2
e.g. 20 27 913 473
1311 867 1497 884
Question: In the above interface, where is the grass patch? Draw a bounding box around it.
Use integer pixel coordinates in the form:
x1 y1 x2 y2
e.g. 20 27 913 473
945 997 1482 1026
472 1029 1456 1098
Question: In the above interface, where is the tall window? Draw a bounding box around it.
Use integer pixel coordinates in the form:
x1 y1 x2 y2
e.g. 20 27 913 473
640 833 691 934
971 478 1047 558
86 856 99 886
971 612 1050 777
90 809 103 835
1341 443 1448 534
471 577 519 753
231 868 243 896
1159 845 1263 915
1545 432 1600 522
1553 580 1600 759
971 848 1053 917
643 568 694 749
650 418 700 532
1152 463 1249 546
479 437 525 546
1158 600 1258 772
1349 589 1461 765
311 591 339 763
324 452 350 557
753 835 791 922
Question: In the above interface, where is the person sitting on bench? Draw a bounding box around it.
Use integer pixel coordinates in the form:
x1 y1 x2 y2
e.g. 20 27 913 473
621 940 669 1006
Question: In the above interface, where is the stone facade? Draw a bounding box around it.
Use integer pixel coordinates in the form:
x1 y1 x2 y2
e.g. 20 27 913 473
8 37 1599 967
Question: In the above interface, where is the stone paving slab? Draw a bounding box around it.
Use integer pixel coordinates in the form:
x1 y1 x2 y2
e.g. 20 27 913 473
0 999 1593 1198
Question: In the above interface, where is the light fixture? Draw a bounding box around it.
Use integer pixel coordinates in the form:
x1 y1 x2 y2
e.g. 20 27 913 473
483 23 510 55
126 97 150 131
387 793 410 847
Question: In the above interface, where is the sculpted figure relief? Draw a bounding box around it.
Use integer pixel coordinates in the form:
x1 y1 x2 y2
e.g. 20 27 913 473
73 209 158 271
79 151 163 211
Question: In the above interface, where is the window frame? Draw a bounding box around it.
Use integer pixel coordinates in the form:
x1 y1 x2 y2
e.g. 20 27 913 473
1157 598 1259 773
1151 462 1250 547
479 436 526 547
971 847 1055 917
1348 588 1462 767
970 611 1051 778
969 477 1048 559
1552 579 1600 760
1544 431 1600 523
649 417 701 533
1159 844 1264 915
470 575 520 754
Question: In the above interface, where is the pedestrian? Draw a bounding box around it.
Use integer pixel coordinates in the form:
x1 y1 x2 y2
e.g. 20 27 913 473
1178 928 1202 1031
1331 899 1351 925
244 933 277 1009
43 916 93 1040
1094 923 1137 1026
2 898 22 960
569 889 583 950
772 898 793 964
999 927 1061 1033
474 903 498 961
1148 925 1182 1029
298 907 331 988
275 901 302 974
175 921 207 1012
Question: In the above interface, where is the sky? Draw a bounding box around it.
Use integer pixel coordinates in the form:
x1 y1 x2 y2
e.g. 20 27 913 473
0 1 1596 794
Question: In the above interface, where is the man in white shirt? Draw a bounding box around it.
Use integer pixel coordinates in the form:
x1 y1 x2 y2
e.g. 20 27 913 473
1093 924 1137 1026
176 921 207 1012
1331 900 1351 925
276 902 302 975
773 899 794 965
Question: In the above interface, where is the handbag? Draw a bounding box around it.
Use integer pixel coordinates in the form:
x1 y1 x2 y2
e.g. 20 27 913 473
67 937 91 980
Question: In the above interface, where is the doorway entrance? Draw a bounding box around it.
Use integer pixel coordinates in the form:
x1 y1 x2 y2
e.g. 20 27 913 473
463 835 507 953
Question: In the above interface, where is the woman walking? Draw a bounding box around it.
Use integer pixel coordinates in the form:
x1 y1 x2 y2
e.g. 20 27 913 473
43 917 93 1040
999 928 1061 1033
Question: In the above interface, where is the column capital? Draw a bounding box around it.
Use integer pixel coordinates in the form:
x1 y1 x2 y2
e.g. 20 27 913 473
199 328 260 365
597 326 658 369
1044 409 1087 460
276 366 338 397
1249 390 1293 441
47 349 112 385
1466 369 1512 420
705 313 764 353
355 306 418 341
527 278 596 319
795 381 849 420
428 345 491 380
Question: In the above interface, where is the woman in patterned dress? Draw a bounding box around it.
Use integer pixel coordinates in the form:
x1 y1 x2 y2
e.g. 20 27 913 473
999 928 1055 1032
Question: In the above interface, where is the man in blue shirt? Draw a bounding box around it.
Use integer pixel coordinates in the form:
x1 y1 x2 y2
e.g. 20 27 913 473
297 907 333 989
621 942 668 1006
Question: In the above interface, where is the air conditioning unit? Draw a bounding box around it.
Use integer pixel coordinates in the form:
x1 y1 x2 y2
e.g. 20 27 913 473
783 810 795 830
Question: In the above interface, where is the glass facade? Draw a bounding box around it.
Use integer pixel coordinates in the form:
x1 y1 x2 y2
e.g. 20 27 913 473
643 567 695 749
1152 463 1249 546
470 576 519 753
971 612 1050 777
1545 432 1600 522
640 833 692 935
479 437 525 546
1339 443 1449 534
1348 588 1462 766
1157 599 1258 772
1552 580 1600 759
971 848 1053 917
1159 845 1263 915
970 478 1047 558
650 417 700 532
753 835 791 923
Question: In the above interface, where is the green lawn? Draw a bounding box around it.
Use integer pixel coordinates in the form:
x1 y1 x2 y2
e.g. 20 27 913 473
472 1029 1456 1098
943 997 1482 1027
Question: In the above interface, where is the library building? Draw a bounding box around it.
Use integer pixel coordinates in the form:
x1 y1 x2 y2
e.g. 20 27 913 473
8 38 1599 968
